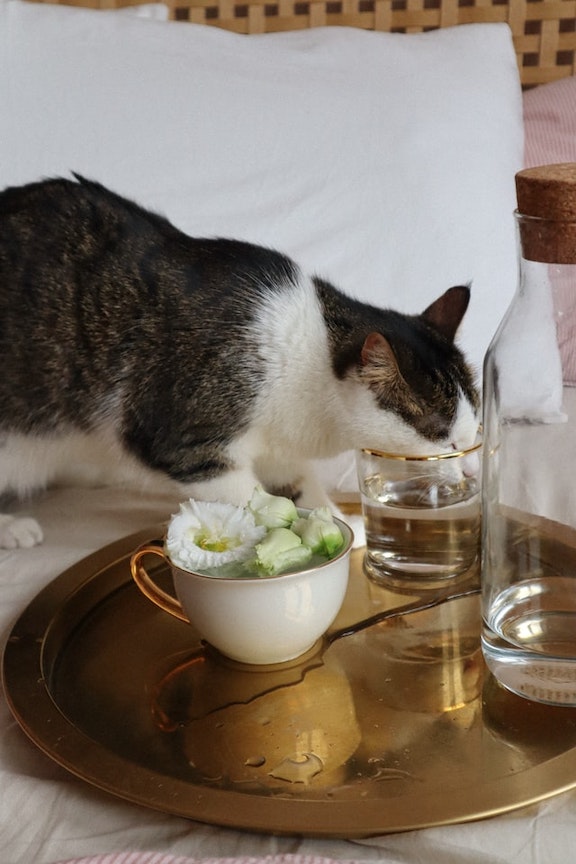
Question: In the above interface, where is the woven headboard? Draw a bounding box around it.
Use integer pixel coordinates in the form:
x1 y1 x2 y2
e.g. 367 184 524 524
33 0 576 88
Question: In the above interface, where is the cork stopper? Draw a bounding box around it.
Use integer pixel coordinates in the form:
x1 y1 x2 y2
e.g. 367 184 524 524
516 163 576 264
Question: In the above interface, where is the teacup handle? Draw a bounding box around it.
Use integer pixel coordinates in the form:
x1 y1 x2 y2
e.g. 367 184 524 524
130 540 190 624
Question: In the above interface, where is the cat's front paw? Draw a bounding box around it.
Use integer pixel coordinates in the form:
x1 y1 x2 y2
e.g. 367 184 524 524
342 512 366 548
0 515 44 549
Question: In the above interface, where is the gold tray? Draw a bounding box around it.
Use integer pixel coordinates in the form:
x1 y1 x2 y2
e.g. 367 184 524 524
4 525 576 838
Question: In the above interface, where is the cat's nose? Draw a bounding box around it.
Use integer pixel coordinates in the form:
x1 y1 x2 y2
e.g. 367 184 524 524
461 451 480 479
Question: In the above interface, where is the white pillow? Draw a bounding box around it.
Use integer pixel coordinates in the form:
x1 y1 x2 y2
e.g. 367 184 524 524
0 3 523 492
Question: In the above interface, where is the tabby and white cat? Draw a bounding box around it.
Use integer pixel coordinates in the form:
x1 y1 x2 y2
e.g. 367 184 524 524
0 175 479 548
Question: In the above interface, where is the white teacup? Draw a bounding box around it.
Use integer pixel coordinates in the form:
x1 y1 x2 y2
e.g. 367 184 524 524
130 513 353 666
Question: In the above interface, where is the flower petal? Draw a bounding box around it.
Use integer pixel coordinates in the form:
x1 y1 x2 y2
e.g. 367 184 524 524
248 485 298 528
166 498 266 572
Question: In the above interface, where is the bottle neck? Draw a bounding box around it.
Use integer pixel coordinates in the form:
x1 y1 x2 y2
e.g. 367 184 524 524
516 211 576 265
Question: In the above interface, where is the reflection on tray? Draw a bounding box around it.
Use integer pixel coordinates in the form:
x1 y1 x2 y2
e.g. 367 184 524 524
148 583 482 799
153 643 360 790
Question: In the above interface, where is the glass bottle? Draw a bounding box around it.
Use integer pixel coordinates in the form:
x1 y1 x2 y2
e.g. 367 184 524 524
482 163 576 705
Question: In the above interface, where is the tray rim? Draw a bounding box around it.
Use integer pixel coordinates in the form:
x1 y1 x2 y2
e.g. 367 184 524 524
4 526 576 838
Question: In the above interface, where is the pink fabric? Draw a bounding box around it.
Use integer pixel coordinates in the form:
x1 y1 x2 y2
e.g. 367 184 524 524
55 855 359 864
523 76 576 169
523 76 576 385
55 853 194 864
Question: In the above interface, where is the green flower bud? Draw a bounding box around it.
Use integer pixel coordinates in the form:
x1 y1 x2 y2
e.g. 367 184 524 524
248 485 298 529
252 527 312 576
292 507 344 557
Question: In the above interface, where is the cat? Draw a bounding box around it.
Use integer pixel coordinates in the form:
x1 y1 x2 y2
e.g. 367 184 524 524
0 175 479 549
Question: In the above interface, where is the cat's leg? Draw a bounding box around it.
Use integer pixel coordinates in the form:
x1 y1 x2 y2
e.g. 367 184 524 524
0 435 45 548
254 454 327 507
178 466 263 508
0 514 44 549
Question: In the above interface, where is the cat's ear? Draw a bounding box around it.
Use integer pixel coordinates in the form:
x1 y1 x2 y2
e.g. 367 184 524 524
421 285 470 343
360 333 407 397
361 332 398 369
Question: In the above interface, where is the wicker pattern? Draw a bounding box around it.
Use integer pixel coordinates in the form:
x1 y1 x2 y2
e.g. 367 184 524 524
36 0 576 87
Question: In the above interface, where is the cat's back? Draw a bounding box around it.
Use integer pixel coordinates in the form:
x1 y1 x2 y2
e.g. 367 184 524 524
0 175 298 301
0 175 73 215
0 174 95 215
0 175 174 258
0 175 308 433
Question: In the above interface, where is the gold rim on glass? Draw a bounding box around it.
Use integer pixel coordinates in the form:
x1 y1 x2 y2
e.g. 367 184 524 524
361 437 482 462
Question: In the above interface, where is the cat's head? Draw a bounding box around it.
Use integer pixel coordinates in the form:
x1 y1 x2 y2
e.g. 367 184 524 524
347 286 480 454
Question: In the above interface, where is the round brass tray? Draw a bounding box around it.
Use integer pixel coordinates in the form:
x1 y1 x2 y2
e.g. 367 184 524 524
4 525 576 838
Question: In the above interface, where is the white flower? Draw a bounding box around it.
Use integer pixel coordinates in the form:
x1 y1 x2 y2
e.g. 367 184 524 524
166 499 266 572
